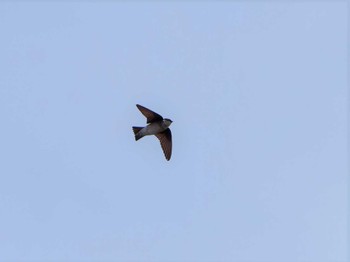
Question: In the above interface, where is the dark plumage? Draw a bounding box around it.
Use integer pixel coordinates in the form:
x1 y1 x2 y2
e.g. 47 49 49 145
132 104 173 161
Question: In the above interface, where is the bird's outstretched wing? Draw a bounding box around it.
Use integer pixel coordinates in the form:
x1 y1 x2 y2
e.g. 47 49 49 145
155 128 172 161
136 104 163 123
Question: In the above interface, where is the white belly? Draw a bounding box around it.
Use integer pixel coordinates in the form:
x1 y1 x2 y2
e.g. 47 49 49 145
141 123 166 136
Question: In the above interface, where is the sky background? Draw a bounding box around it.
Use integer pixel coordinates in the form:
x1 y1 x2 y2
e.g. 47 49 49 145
0 2 348 262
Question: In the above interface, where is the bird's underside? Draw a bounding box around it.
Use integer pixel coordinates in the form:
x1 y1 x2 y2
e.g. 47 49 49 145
132 104 172 161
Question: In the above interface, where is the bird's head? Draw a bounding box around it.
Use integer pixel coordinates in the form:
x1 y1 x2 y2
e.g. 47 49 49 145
163 118 173 127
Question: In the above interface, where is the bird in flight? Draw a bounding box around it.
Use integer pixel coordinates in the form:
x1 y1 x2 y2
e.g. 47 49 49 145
132 104 173 161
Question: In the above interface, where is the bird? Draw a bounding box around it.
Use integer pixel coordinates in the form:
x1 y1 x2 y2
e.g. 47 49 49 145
132 104 173 161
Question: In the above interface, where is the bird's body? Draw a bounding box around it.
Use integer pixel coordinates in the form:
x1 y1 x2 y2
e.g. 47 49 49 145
132 104 173 160
133 119 172 140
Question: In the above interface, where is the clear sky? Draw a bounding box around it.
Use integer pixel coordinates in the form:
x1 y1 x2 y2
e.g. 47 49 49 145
0 2 347 262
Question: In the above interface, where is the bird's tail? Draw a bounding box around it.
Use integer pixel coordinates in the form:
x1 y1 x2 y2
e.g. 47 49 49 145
132 127 143 141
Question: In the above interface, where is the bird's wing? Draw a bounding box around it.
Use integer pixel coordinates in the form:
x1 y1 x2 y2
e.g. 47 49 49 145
155 128 172 161
136 104 163 123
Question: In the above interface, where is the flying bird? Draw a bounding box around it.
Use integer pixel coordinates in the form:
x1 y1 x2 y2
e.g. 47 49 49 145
132 104 173 161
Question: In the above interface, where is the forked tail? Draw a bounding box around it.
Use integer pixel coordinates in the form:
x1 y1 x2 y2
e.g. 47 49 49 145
132 127 143 141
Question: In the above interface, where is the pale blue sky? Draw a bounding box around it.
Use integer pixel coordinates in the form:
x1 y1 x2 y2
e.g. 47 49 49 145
0 2 348 262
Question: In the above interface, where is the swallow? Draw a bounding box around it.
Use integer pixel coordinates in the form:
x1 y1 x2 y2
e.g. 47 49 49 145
132 104 173 161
